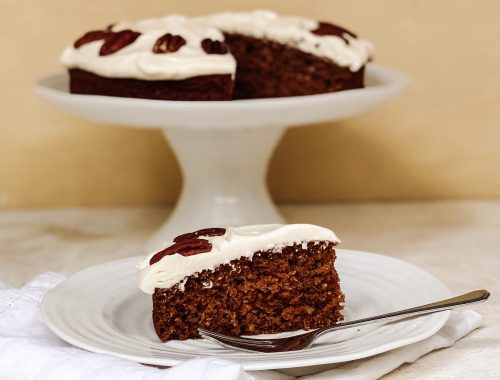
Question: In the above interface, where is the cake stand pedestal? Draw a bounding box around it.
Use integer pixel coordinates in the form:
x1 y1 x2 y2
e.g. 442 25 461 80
160 127 285 250
36 64 408 252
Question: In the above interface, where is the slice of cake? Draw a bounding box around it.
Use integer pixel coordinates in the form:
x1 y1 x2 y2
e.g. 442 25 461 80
137 224 344 341
61 11 373 100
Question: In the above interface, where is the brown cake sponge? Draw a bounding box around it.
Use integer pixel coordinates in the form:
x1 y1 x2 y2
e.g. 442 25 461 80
69 69 234 101
152 241 344 341
224 33 364 99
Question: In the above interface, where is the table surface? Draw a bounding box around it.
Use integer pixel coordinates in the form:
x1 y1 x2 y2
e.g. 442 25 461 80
1 201 498 379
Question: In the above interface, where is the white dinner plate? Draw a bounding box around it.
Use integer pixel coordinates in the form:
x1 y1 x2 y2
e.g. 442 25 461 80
41 249 451 370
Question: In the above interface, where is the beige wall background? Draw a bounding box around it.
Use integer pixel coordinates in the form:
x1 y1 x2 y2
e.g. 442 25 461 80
1 0 499 208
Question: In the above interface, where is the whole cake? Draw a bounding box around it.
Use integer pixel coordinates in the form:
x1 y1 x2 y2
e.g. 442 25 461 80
61 10 374 100
137 224 344 341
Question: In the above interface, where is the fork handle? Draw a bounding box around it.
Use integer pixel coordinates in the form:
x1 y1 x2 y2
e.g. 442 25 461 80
315 289 489 339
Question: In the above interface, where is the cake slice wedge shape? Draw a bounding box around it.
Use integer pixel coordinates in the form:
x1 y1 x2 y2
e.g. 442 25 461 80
137 224 344 341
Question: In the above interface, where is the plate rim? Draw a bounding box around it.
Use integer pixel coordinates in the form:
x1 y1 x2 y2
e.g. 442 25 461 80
40 249 451 370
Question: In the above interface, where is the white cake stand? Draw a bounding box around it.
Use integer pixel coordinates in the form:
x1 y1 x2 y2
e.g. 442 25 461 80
36 64 408 252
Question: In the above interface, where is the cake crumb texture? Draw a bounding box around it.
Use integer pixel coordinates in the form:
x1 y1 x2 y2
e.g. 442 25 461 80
152 241 344 341
225 33 364 99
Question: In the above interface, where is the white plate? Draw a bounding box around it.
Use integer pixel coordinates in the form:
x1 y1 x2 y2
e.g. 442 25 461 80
41 250 450 370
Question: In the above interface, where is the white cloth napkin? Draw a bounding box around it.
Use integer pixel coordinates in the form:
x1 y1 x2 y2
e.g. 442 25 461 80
0 273 482 380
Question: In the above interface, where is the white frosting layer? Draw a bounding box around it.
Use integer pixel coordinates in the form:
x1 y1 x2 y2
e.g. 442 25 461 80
137 224 340 294
61 15 236 80
203 10 374 72
61 11 373 80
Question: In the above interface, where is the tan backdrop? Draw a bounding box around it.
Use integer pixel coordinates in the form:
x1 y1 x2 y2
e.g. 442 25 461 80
1 0 499 208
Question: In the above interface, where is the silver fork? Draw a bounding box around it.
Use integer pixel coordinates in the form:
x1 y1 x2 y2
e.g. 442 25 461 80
198 289 489 353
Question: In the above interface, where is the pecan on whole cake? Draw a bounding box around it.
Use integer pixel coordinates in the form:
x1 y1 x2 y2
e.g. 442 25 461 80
61 11 373 101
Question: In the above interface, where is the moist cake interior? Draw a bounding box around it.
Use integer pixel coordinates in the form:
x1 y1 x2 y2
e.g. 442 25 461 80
151 241 343 341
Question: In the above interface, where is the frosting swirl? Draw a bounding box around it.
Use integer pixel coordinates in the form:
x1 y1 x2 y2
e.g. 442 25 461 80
61 15 236 80
61 11 374 81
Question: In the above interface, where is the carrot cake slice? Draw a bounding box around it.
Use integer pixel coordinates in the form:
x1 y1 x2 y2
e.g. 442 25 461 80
137 224 344 341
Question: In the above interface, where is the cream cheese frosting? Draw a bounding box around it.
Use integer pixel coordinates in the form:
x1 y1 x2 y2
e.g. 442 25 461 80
137 224 340 294
203 10 373 72
61 15 236 80
61 10 373 80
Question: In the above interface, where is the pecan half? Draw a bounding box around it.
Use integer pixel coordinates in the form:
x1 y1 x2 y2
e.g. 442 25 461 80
153 33 186 53
201 38 229 54
74 30 110 48
99 29 141 56
311 22 356 43
149 238 212 265
174 227 226 243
